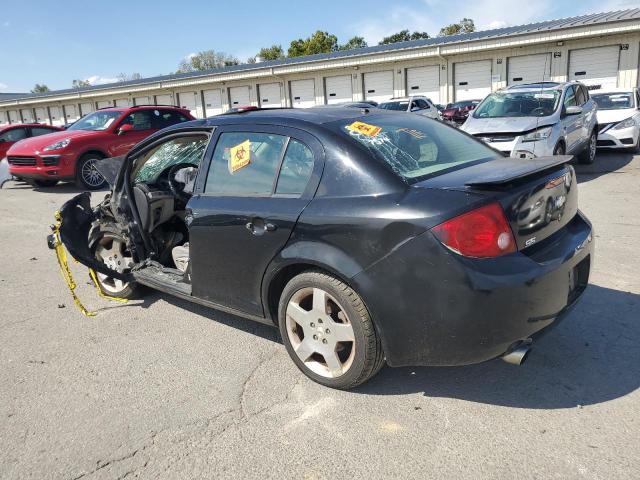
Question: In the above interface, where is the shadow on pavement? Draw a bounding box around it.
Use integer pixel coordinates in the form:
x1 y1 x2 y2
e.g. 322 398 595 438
575 150 635 184
1 179 107 195
357 284 639 409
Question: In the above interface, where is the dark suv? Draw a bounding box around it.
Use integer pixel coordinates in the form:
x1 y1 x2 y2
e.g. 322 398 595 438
8 105 194 189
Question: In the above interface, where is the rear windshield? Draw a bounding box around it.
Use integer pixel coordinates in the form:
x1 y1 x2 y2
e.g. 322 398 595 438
591 92 635 110
329 114 499 182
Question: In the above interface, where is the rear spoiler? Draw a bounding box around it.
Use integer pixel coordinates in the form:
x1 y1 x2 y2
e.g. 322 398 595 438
464 155 573 187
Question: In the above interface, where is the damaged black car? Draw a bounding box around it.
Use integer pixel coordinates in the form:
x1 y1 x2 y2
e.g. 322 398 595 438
52 108 593 389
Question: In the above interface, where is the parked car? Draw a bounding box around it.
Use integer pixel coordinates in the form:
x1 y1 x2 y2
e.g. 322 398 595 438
8 106 194 189
378 96 439 119
440 100 481 125
52 108 592 389
317 102 379 109
462 82 598 164
591 87 640 151
0 123 62 160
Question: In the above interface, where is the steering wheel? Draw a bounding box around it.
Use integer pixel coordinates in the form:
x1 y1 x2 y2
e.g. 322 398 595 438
168 163 197 204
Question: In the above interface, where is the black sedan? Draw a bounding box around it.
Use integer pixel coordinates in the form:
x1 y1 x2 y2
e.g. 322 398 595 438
53 107 593 389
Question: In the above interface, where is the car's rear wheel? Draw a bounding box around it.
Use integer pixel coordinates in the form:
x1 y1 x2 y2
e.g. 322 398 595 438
578 130 597 164
278 270 384 389
30 179 58 188
76 154 107 190
90 225 139 299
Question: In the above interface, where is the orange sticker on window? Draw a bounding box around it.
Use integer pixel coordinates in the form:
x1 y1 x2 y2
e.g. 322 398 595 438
347 121 382 137
229 140 251 173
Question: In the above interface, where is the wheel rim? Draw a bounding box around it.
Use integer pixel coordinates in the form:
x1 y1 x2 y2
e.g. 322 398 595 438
589 133 596 161
94 236 133 294
81 158 105 187
285 287 356 379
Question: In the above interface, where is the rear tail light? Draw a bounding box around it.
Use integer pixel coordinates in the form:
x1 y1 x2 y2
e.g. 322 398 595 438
431 202 516 258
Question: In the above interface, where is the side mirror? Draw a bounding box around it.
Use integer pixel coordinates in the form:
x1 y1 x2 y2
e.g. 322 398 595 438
117 123 134 135
565 105 583 116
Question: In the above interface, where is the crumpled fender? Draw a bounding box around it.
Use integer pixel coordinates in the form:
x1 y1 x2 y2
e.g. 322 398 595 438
57 192 131 281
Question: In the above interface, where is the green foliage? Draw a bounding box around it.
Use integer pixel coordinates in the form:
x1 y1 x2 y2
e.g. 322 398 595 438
339 36 368 51
439 18 475 36
31 84 50 93
72 79 90 89
379 30 430 45
256 45 286 61
288 31 339 57
177 50 239 73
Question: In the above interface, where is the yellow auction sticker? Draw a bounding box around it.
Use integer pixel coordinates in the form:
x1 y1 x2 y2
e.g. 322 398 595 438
347 121 382 137
229 140 251 173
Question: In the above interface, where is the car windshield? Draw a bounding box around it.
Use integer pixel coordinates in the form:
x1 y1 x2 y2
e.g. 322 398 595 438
473 90 561 118
379 101 409 111
330 114 499 182
591 92 635 110
68 111 123 131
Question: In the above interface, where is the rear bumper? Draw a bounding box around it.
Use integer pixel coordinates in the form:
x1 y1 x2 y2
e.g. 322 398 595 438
352 211 594 367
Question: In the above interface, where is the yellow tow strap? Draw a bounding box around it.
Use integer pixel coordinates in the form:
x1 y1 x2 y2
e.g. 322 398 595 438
51 210 128 317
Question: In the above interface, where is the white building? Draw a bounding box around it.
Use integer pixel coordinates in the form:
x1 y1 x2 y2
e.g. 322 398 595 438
1 9 639 126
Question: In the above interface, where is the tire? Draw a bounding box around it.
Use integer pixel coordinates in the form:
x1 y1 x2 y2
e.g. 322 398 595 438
75 154 107 190
30 179 59 188
89 223 139 299
278 270 385 389
578 130 597 164
553 142 566 156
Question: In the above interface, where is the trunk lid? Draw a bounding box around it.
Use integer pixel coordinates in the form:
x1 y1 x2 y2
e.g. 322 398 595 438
416 156 578 251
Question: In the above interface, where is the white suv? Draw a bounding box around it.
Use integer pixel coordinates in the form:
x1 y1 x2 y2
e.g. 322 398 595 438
462 82 598 164
378 96 439 119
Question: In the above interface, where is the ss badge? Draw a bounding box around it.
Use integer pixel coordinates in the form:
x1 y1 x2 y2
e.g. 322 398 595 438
525 237 537 247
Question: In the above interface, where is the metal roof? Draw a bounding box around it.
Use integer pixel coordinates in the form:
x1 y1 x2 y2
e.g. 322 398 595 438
0 93 29 101
3 8 640 104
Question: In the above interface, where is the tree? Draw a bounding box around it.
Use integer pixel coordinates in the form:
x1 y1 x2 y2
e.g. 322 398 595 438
117 72 142 82
31 84 50 93
72 79 91 89
339 36 368 51
439 18 475 36
379 30 430 45
177 50 239 73
288 31 338 57
255 44 286 61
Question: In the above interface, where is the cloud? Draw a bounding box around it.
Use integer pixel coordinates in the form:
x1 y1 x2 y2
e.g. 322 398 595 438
351 0 558 43
85 75 119 85
0 82 8 90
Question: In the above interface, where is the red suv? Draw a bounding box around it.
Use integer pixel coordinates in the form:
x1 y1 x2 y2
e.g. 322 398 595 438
8 106 194 189
1 124 62 161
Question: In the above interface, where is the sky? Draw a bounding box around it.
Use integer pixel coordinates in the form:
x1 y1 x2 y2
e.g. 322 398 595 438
0 0 637 93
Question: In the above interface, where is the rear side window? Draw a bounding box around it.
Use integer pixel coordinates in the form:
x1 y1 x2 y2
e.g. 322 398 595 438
0 128 27 142
153 110 191 129
31 127 57 137
205 132 287 195
276 139 314 195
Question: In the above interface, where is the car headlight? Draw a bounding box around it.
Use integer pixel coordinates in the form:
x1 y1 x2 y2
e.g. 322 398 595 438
612 117 636 130
521 126 553 143
43 138 71 151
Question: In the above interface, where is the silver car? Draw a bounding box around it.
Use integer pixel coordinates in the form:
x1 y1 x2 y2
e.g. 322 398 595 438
462 82 598 164
378 96 440 120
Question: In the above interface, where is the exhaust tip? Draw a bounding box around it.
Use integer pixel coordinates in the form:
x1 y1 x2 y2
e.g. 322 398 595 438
502 343 532 366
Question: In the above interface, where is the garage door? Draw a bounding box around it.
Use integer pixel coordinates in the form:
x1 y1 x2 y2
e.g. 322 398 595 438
507 54 552 85
114 98 129 107
63 104 79 123
290 79 316 108
21 109 35 123
155 94 173 105
203 89 223 116
454 60 492 101
35 107 48 123
569 45 619 90
8 110 19 124
80 103 94 116
97 100 112 109
133 96 151 106
178 91 201 117
229 86 251 107
0 111 7 126
406 66 440 103
258 83 282 107
325 75 352 104
49 106 64 126
363 71 393 103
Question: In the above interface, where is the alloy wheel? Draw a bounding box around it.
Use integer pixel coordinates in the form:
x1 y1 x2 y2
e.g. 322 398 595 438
589 133 597 162
94 236 133 294
81 158 105 188
285 287 356 378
